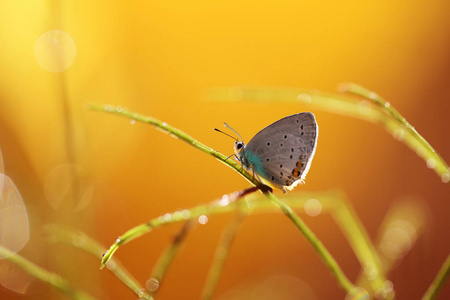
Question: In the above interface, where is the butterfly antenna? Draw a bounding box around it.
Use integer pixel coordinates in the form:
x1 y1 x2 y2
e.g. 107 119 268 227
223 122 244 142
214 128 238 141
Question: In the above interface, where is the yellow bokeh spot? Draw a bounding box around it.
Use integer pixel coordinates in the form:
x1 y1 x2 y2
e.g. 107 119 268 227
34 30 77 72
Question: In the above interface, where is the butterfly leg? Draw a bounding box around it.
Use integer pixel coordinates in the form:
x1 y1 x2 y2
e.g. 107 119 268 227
225 153 245 172
225 153 238 162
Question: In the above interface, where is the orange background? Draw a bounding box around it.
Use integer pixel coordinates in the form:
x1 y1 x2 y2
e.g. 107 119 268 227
0 1 449 299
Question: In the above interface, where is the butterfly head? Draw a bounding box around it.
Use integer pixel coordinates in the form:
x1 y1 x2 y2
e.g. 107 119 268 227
234 140 245 159
215 122 246 160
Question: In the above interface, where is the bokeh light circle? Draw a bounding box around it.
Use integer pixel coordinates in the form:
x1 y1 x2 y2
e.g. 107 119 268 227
0 175 30 259
304 198 322 217
34 30 77 72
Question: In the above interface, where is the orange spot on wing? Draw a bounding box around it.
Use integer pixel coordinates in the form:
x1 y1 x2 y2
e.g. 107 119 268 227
292 168 300 177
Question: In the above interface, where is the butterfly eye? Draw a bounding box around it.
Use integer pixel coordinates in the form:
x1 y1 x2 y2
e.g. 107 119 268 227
236 143 243 150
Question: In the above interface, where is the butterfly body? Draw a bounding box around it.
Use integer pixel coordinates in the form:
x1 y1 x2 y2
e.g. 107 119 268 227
234 112 318 193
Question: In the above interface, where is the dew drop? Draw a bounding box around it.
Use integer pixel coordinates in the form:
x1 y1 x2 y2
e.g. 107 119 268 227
116 106 124 112
219 195 230 207
162 122 168 127
163 213 172 222
384 102 391 108
146 277 160 292
130 119 136 125
441 172 450 183
181 209 191 219
198 215 208 225
426 158 437 169
392 128 404 141
173 211 182 221
105 105 115 112
116 237 121 243
345 287 369 300
368 92 377 100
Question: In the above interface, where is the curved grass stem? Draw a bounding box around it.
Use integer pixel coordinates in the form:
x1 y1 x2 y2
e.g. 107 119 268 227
422 254 450 300
206 84 449 183
339 82 449 183
44 225 152 300
86 103 269 192
202 212 247 300
88 104 354 293
148 220 194 297
264 192 355 293
98 187 259 268
0 246 96 300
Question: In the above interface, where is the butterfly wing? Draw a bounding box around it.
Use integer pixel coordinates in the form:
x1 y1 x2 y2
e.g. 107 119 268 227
244 112 318 192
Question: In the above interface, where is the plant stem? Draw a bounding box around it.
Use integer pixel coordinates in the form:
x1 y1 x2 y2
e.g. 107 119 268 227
44 225 152 300
0 246 96 300
422 254 450 300
86 103 269 191
202 212 247 300
339 82 449 183
264 192 355 293
99 187 259 268
207 85 450 183
148 221 194 296
88 104 354 293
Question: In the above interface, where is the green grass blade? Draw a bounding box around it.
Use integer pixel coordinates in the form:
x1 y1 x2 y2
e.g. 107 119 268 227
422 254 450 300
148 221 194 297
44 224 152 300
202 212 247 300
264 191 355 293
0 245 96 300
206 85 450 183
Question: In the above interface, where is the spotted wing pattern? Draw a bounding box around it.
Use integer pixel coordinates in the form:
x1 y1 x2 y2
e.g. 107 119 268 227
244 112 318 192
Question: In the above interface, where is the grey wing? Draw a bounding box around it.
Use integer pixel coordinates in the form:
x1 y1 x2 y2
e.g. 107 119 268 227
246 112 318 190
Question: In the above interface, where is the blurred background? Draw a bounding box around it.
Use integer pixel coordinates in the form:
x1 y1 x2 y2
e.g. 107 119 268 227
0 1 449 299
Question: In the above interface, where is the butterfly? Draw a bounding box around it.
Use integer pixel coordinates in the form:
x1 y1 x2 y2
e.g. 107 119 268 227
217 113 318 193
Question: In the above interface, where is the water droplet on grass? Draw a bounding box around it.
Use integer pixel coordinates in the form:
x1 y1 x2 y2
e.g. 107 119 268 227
368 92 377 100
219 195 230 206
163 213 172 222
198 215 208 225
426 158 437 169
441 172 450 183
181 210 191 219
146 277 160 292
345 287 369 300
392 128 404 141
